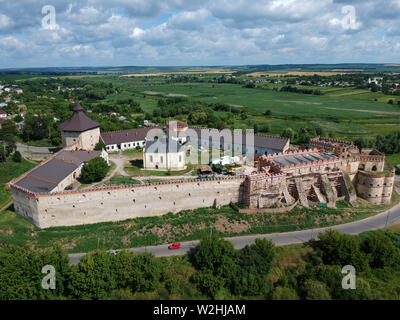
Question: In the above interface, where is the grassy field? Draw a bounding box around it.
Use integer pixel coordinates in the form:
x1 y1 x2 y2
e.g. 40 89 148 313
95 77 400 141
386 154 400 168
0 158 37 209
0 193 397 254
109 176 141 185
124 159 195 176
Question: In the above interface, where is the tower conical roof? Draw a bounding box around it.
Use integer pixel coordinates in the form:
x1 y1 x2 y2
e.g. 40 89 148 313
59 103 100 132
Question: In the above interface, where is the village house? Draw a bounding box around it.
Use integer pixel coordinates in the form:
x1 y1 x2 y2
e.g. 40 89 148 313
0 109 8 118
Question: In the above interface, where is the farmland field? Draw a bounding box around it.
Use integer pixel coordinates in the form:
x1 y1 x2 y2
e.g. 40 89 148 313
97 79 400 140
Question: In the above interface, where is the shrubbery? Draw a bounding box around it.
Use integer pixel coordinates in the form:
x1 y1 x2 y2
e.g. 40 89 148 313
80 157 109 183
2 229 400 300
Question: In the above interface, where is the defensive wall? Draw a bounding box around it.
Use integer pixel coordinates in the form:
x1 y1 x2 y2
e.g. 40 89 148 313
10 176 245 228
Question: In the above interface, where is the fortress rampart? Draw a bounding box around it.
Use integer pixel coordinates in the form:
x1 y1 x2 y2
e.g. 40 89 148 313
11 176 245 228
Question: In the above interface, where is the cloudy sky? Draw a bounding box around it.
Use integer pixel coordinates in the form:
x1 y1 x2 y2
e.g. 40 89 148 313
0 0 399 68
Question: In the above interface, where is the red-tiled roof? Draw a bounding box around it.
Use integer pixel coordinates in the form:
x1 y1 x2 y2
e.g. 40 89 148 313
0 110 7 115
58 103 100 132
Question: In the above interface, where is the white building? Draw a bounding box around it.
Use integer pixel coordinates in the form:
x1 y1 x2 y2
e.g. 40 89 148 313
0 110 7 118
143 138 186 171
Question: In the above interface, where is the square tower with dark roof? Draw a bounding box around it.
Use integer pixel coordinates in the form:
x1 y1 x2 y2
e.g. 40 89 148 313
58 103 101 150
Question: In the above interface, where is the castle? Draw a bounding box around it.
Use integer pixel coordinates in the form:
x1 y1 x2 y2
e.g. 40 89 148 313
7 104 395 228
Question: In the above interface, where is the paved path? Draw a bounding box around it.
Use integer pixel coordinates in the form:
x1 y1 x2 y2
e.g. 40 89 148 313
16 143 60 154
69 192 400 265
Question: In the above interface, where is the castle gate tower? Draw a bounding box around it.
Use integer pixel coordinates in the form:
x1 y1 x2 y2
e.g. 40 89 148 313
58 103 101 150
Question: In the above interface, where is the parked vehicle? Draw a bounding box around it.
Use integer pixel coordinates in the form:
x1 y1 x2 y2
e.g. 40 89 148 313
168 243 181 249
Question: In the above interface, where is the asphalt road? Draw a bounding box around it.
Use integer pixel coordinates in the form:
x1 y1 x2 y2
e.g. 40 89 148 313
69 195 400 265
16 143 60 154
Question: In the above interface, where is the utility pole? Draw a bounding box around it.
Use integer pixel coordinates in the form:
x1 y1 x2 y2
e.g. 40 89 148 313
385 209 391 229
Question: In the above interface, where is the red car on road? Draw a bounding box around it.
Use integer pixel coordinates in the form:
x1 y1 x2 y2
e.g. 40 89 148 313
168 242 181 249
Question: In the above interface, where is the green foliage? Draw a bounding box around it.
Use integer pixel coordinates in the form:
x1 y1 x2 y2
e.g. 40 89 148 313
80 157 109 183
0 143 5 162
22 113 51 141
128 252 162 292
232 239 275 296
191 270 225 299
191 235 237 296
361 232 400 269
68 250 115 299
317 230 369 272
192 235 236 278
94 141 106 151
12 151 22 162
302 280 332 300
271 286 300 300
0 245 69 300
376 132 400 155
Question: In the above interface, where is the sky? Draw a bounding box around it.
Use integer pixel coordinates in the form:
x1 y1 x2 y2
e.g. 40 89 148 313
0 0 399 68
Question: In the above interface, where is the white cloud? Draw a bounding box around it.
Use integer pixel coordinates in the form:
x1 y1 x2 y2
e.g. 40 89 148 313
0 0 399 67
0 13 14 30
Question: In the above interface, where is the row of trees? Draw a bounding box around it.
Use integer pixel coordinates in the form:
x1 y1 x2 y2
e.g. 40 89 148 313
280 85 323 95
2 229 399 300
355 132 400 155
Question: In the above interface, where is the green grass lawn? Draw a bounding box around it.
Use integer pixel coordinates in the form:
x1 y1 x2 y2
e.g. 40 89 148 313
124 159 195 176
0 193 397 254
109 176 141 185
0 158 37 209
386 154 400 168
121 148 143 157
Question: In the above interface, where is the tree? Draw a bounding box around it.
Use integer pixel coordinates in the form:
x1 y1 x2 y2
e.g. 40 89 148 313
3 134 16 156
12 151 22 162
281 128 295 141
192 235 237 277
112 251 162 293
0 119 18 137
80 157 109 183
317 230 369 271
14 114 23 123
192 270 225 299
0 245 70 300
302 280 332 300
361 232 400 269
68 251 116 299
0 143 5 162
22 113 51 141
94 141 106 151
232 239 275 296
271 286 299 300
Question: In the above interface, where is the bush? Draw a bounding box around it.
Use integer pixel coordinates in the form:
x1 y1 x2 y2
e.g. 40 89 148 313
271 286 299 300
191 271 225 299
12 151 22 162
68 251 115 299
361 232 400 269
94 141 106 151
0 143 6 162
112 251 162 293
302 280 331 300
317 230 369 272
80 157 109 183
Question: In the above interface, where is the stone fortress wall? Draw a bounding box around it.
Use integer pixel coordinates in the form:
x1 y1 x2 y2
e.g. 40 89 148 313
9 129 396 229
11 177 244 228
